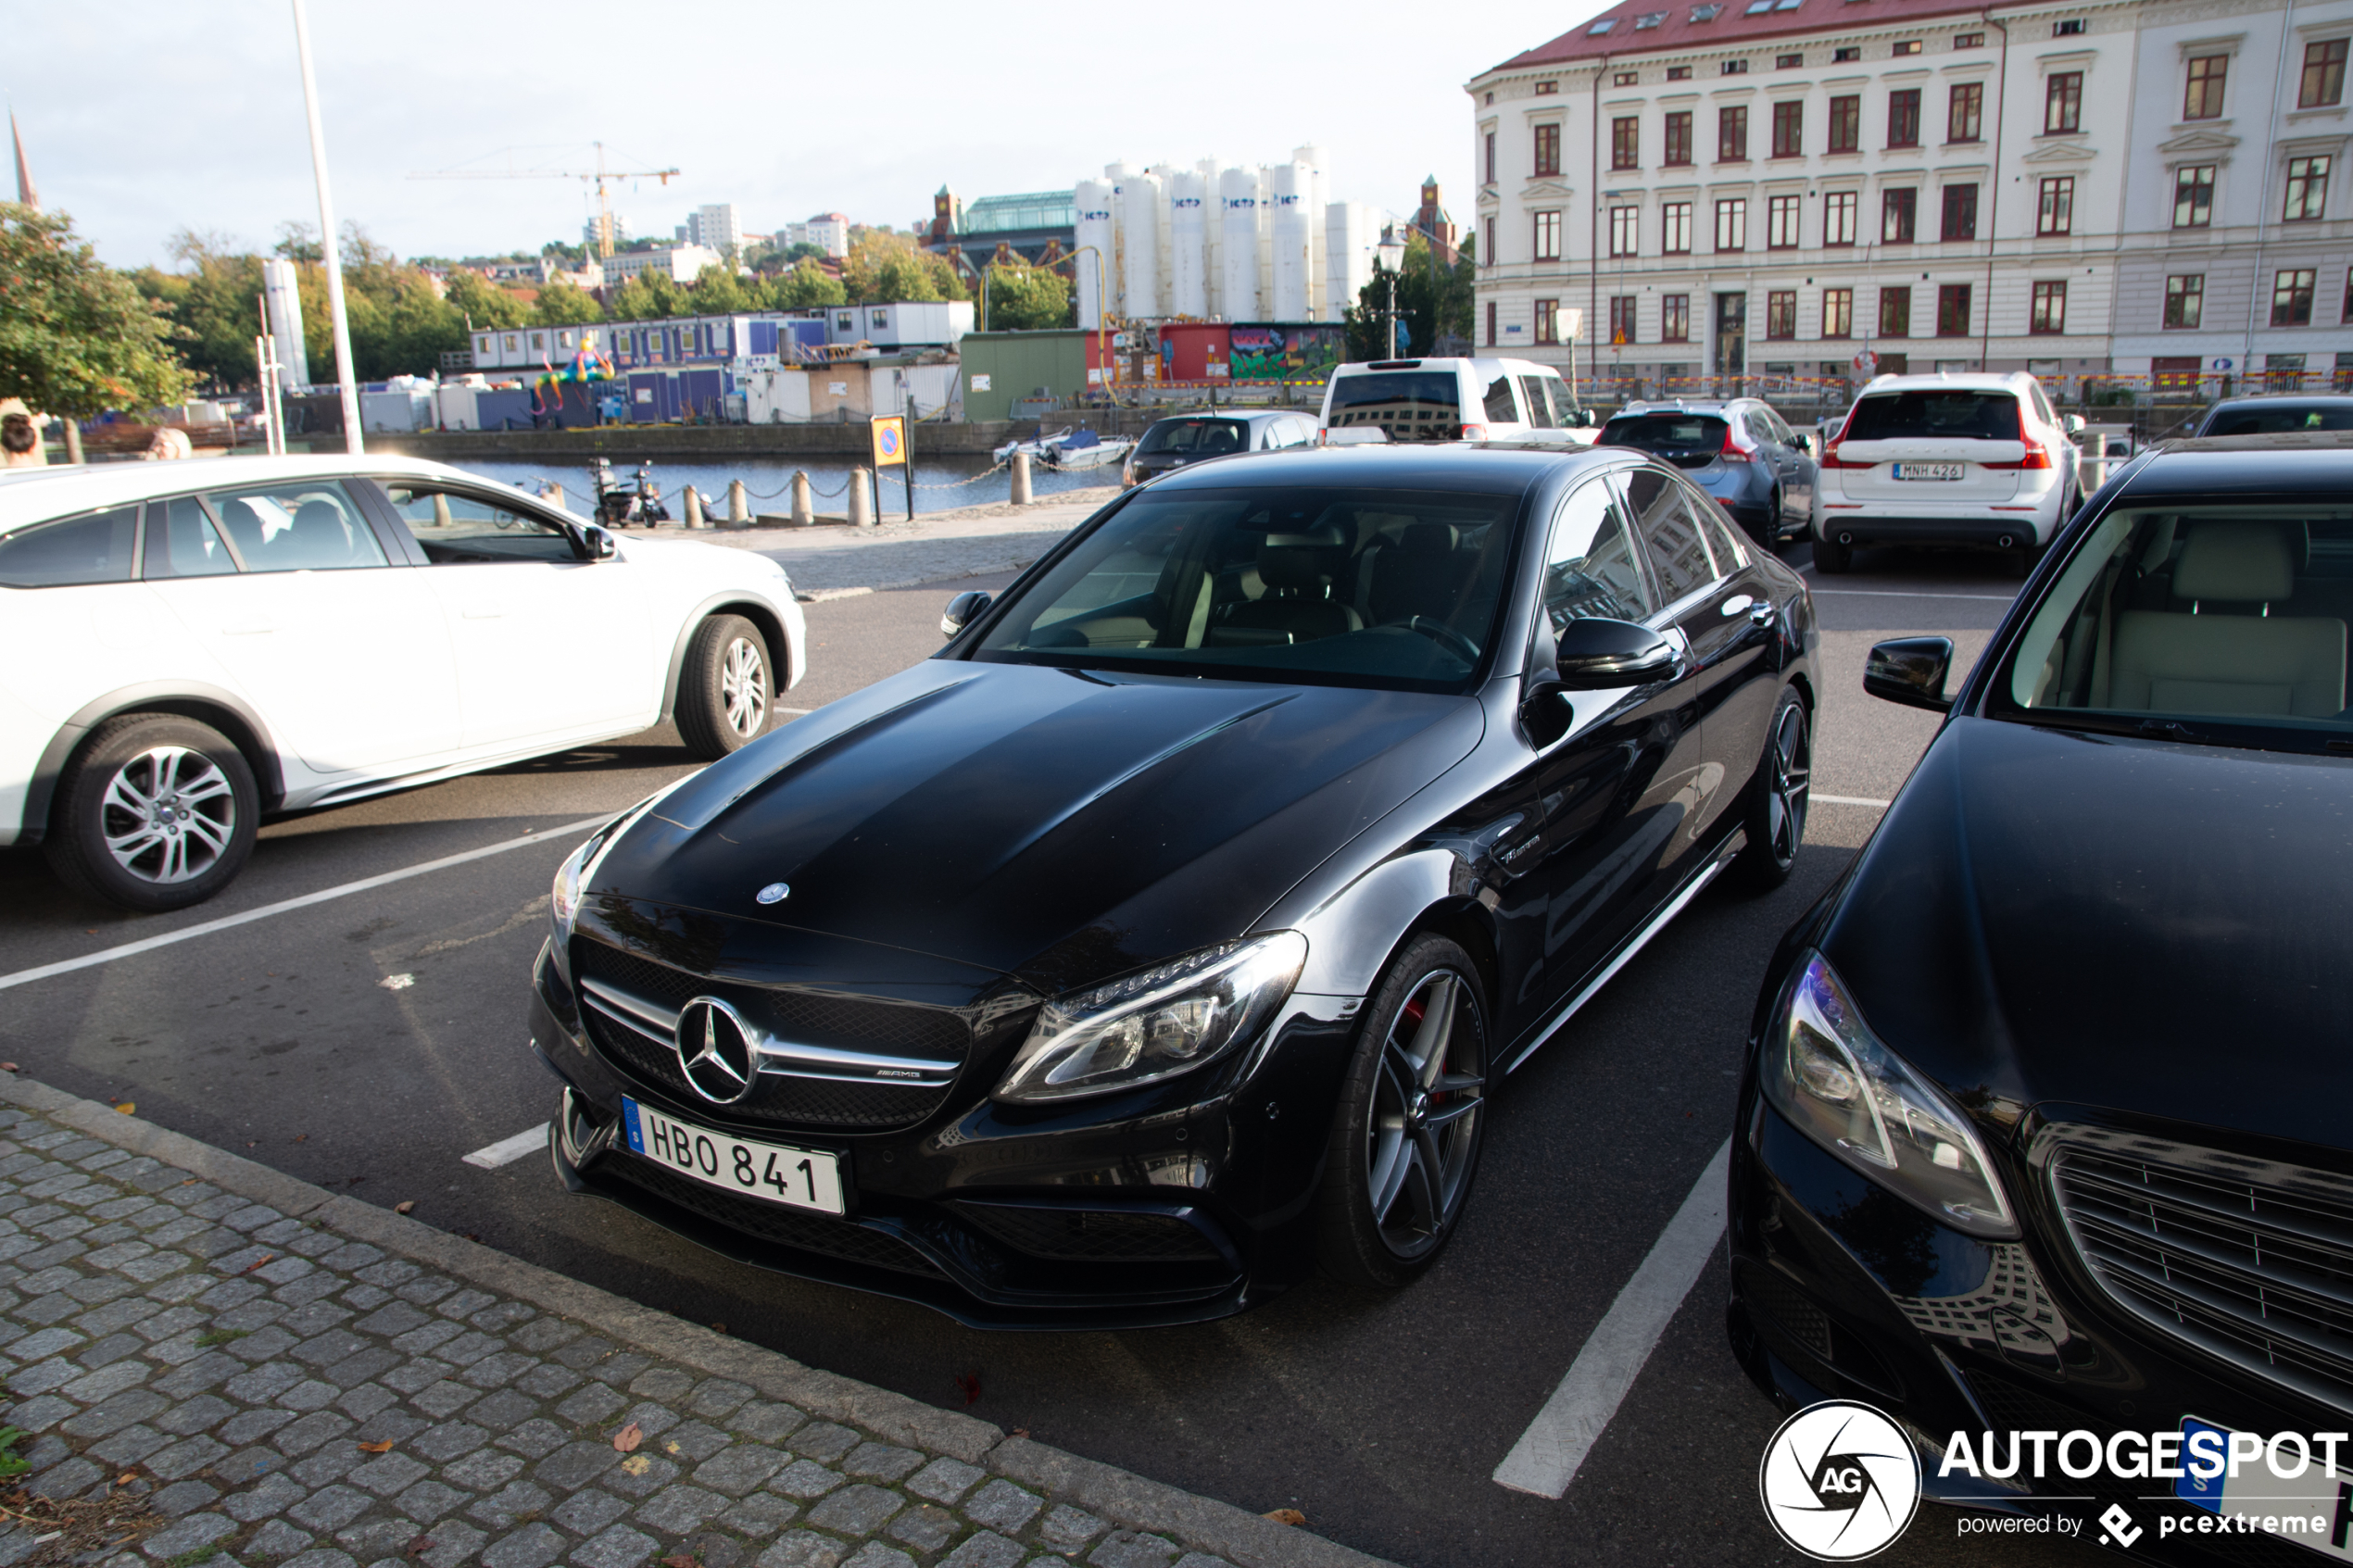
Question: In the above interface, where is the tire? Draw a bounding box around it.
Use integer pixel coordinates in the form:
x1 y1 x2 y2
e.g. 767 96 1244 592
1743 494 1779 550
675 615 773 759
44 713 258 912
1811 534 1853 574
1734 687 1811 893
1315 935 1491 1288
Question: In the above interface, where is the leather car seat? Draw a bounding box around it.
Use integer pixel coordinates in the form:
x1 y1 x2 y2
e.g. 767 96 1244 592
214 499 269 564
1212 533 1362 646
2108 521 2347 717
282 500 360 569
1369 522 1466 625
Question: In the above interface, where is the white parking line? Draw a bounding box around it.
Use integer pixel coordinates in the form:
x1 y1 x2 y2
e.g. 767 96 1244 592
462 1124 551 1169
1812 793 1893 809
0 814 614 995
1494 1137 1732 1499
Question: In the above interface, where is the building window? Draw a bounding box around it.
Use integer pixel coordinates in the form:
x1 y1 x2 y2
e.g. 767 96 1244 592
1893 39 1921 56
2183 55 2228 120
1936 283 1972 337
1534 209 1562 261
1484 131 1496 183
1719 106 1749 160
1537 80 1559 95
1667 65 1693 80
1955 31 1984 47
1948 82 1983 143
1888 88 1921 148
1767 290 1797 339
1722 58 1749 75
1663 294 1691 341
1768 194 1802 247
1663 201 1694 253
2273 269 2318 326
1612 117 1641 170
2302 39 2348 107
1771 100 1804 157
1486 300 1497 345
2053 18 2084 34
1615 71 1640 85
1881 187 1918 244
1610 295 1639 344
1535 299 1561 344
2285 156 2332 221
2173 165 2216 228
1483 216 1495 263
1821 287 1854 337
1534 123 1561 177
2164 273 2204 329
2037 177 2075 236
1664 111 1694 166
1823 190 1858 245
2346 268 2353 322
1941 183 1979 241
1833 45 1860 62
1879 286 1911 337
2045 72 2082 132
1716 198 1748 251
1608 206 1640 257
1828 94 1861 153
1777 52 1804 69
2030 281 2068 334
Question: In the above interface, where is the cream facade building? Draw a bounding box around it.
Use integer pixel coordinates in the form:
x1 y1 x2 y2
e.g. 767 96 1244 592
1468 0 2353 396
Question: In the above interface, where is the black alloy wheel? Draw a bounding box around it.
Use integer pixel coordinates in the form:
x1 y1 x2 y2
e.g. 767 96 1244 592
45 713 259 912
1316 935 1491 1287
1735 686 1812 891
675 614 773 759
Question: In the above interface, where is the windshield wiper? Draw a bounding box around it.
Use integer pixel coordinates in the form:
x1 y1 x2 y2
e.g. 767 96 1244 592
2136 719 2212 745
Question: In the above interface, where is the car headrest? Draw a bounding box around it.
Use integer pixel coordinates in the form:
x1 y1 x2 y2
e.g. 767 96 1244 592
216 499 266 548
1258 536 1335 592
1401 521 1459 557
2173 521 2297 603
292 500 346 538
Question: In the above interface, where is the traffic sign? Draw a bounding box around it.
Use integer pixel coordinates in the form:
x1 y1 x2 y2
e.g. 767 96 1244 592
869 414 907 469
2211 357 2234 371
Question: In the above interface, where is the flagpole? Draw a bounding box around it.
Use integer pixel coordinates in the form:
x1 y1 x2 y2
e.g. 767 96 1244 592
290 0 363 455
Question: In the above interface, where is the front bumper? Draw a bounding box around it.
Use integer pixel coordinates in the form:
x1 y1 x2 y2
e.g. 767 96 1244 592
1730 1084 2353 1560
527 940 1357 1329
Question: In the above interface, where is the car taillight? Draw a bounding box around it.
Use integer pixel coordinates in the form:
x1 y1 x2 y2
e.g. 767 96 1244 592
1459 423 1490 441
1720 426 1756 463
1981 444 2055 471
1819 445 1871 470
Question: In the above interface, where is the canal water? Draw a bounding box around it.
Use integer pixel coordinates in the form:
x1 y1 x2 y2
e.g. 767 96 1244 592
441 453 1119 519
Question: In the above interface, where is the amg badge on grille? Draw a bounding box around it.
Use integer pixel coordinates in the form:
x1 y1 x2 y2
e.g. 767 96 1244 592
755 883 788 905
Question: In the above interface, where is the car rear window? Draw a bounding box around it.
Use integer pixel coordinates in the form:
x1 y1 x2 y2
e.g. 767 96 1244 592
1139 419 1250 457
2201 406 2353 436
1843 391 2021 442
0 505 139 588
1600 415 1730 453
1327 372 1465 441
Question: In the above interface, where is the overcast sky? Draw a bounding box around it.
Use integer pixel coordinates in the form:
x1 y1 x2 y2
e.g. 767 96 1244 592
6 1 1611 270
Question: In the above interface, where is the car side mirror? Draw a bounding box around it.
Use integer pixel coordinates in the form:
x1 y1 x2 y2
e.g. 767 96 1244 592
940 590 992 638
2061 413 2086 437
584 525 618 560
1554 617 1680 687
1864 636 1956 712
1793 433 1812 455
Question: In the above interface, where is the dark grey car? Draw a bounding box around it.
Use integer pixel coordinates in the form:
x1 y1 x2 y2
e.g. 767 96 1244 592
1596 398 1816 546
1121 411 1318 488
2192 394 2353 436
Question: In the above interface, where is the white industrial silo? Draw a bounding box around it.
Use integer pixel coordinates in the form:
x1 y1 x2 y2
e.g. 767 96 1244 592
1327 202 1378 320
261 257 311 390
1269 163 1313 322
1255 167 1276 324
1073 180 1114 332
1198 157 1225 318
1220 167 1260 321
1292 145 1329 318
1118 169 1164 320
1168 171 1209 318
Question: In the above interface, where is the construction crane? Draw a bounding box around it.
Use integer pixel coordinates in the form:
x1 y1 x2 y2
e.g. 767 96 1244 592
408 142 679 258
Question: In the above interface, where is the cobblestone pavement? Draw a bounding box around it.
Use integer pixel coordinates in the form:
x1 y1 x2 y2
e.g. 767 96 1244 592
0 1084 1384 1568
676 491 1118 595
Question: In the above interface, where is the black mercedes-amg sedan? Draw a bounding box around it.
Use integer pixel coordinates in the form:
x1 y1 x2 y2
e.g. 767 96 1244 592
526 444 1819 1328
1729 435 2353 1550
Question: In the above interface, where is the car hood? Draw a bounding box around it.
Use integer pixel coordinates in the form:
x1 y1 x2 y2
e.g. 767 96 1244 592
1819 716 2353 1152
593 660 1484 993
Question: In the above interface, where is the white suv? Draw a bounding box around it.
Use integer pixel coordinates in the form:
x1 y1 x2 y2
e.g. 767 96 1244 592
1813 371 2082 573
0 456 807 911
1318 358 1588 444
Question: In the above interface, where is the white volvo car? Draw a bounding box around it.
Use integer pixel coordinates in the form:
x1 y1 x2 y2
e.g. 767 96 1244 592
1813 370 2083 574
0 456 806 912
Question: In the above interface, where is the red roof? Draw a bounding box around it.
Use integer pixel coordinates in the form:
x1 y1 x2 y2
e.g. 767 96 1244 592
1486 0 2000 75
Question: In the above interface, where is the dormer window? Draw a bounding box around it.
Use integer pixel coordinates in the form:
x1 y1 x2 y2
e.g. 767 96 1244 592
1691 3 1721 17
1589 18 1617 34
1744 0 1773 14
1637 11 1667 27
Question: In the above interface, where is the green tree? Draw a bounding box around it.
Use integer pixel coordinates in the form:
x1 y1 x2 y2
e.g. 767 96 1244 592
444 270 526 329
133 230 266 392
1 204 193 418
606 272 662 321
1343 259 1404 361
1393 231 1476 356
531 278 604 326
982 260 1070 331
763 258 844 310
686 266 749 316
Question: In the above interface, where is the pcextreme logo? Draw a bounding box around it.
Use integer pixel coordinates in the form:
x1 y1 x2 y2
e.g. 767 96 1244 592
1758 1400 1923 1561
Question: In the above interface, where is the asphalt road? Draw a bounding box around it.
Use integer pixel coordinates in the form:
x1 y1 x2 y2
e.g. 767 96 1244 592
0 542 2106 1568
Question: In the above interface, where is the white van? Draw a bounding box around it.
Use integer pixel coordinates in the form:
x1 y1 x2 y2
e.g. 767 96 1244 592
1319 358 1586 445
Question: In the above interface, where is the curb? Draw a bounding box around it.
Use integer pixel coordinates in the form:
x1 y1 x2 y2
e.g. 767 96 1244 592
0 1073 1397 1568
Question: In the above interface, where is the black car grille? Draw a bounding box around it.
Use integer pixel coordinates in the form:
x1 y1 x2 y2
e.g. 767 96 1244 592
602 1153 942 1278
2051 1129 2353 1413
952 1203 1225 1263
572 940 966 1133
1738 1262 1832 1361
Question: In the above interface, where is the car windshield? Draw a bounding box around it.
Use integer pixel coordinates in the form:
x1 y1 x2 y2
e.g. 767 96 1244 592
2201 405 2353 436
1599 414 1730 452
1139 419 1249 457
1996 504 2353 748
1843 391 2020 442
971 485 1524 692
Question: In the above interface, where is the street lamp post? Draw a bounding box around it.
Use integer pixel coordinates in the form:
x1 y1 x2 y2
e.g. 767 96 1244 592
1377 227 1406 358
290 0 362 456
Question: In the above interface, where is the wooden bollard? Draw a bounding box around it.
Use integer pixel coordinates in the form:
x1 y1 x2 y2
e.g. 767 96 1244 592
848 469 873 527
790 471 814 526
1010 450 1032 506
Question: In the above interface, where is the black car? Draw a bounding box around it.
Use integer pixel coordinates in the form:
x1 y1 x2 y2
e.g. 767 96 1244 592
528 445 1818 1328
1728 434 2353 1550
1120 411 1316 488
2192 393 2353 437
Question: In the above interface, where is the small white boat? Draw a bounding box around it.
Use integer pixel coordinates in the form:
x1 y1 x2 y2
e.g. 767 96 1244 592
992 426 1136 470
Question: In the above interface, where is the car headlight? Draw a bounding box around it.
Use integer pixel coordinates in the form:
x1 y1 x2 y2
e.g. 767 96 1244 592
995 932 1308 1104
1760 951 2018 1239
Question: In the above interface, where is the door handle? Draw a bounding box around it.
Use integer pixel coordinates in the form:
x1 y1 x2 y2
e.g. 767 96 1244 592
1749 601 1776 626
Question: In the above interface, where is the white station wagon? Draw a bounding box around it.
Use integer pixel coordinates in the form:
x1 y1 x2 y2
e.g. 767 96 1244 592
0 456 806 911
